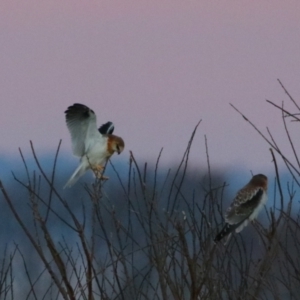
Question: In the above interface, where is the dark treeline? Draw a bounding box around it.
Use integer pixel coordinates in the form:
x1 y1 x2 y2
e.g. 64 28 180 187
0 145 299 300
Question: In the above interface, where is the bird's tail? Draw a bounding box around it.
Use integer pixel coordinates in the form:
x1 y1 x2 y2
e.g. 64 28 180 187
64 164 87 188
214 218 247 244
214 223 234 243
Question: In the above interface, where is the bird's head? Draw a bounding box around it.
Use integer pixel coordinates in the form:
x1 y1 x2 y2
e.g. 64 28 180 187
251 174 268 190
109 135 125 155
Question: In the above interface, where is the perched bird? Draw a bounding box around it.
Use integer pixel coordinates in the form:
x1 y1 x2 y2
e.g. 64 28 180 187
64 103 125 188
214 174 268 243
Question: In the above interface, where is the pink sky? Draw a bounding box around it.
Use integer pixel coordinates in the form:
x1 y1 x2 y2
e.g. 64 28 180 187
0 0 300 174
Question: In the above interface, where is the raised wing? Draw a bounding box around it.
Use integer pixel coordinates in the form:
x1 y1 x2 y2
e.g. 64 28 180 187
98 121 114 135
65 103 103 157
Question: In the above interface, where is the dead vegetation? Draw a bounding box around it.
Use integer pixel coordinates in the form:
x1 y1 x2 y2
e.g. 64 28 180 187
0 81 300 299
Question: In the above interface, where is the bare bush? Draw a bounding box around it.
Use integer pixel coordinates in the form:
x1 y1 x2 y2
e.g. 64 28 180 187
0 81 300 299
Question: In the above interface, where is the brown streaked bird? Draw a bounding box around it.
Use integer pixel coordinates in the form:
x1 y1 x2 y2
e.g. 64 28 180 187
64 103 125 188
214 174 268 243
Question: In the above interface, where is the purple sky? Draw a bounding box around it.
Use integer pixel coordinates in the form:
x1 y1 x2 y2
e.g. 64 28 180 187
1 1 300 174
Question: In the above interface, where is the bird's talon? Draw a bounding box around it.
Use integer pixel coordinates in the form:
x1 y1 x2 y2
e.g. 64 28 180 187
95 173 109 181
94 165 104 171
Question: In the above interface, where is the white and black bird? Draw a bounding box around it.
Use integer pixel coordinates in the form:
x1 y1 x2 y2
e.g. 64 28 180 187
64 103 125 188
214 174 268 243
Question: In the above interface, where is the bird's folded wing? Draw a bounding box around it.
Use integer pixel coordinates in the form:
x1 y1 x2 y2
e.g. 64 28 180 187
225 188 264 224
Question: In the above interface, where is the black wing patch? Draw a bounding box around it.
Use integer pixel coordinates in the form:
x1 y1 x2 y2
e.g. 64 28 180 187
65 103 94 120
98 121 114 135
235 188 263 214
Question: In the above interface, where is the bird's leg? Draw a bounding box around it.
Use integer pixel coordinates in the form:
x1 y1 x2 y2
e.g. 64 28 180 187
94 165 104 172
92 165 109 181
100 175 109 180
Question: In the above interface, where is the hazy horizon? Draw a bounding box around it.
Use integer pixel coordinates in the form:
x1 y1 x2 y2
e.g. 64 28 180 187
1 0 300 173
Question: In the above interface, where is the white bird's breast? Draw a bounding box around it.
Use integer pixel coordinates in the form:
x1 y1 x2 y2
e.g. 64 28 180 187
235 191 267 233
249 192 268 221
83 136 109 167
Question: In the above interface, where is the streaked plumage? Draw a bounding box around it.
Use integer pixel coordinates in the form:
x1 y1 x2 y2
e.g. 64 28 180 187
64 103 125 188
214 174 268 243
